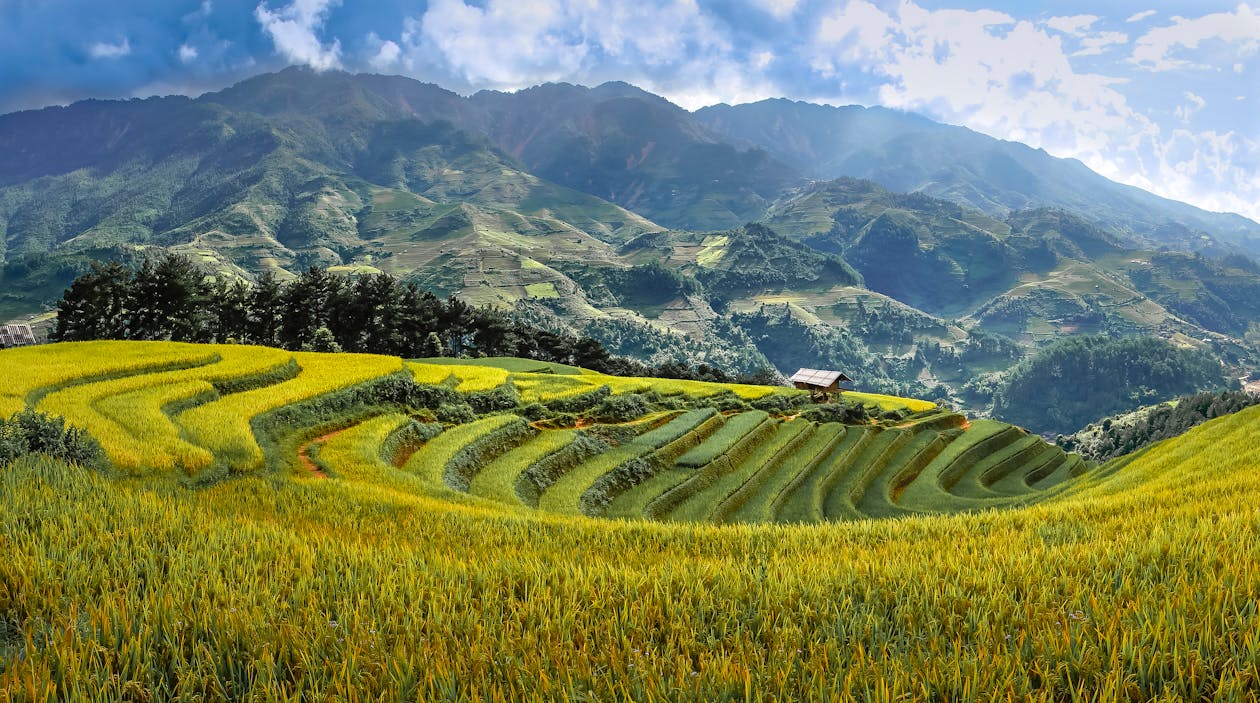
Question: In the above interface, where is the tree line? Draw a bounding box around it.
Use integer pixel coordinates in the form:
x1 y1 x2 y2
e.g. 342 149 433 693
1057 390 1260 462
50 254 764 382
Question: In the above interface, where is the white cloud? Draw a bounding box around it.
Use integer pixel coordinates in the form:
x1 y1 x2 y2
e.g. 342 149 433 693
1145 129 1260 220
1126 10 1157 23
254 0 342 71
89 37 131 59
748 0 799 20
1072 31 1128 57
1174 91 1206 121
365 33 401 70
1045 14 1097 35
331 0 1258 222
178 44 199 63
410 0 586 87
811 2 1143 157
407 0 745 102
1131 5 1260 71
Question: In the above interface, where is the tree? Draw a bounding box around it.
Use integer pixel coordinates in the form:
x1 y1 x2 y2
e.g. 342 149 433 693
439 295 472 357
126 254 213 341
51 262 131 342
307 326 342 353
280 266 342 350
421 331 445 358
246 271 284 347
211 279 251 343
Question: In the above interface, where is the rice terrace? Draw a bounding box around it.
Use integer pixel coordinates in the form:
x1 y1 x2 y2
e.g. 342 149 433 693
4 0 1260 700
2 340 1259 700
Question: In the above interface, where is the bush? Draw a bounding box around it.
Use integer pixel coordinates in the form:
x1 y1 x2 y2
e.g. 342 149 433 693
801 402 871 425
544 385 611 413
517 403 549 422
435 403 476 424
0 409 104 468
466 384 520 414
593 393 651 423
751 393 809 414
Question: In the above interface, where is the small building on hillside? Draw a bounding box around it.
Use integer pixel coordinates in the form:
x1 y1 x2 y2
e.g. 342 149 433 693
789 368 852 403
0 324 37 349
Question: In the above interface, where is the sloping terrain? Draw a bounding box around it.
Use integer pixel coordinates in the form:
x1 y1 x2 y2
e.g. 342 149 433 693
3 340 1259 700
1 341 1079 523
4 69 1260 426
696 98 1260 255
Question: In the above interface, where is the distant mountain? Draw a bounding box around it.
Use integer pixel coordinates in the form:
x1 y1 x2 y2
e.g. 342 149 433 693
3 67 1259 425
696 99 1260 257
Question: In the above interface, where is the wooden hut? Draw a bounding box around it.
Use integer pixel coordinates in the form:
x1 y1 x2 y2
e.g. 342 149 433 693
789 368 852 403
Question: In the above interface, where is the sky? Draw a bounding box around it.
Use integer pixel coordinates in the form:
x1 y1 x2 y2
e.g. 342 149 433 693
0 1 1257 222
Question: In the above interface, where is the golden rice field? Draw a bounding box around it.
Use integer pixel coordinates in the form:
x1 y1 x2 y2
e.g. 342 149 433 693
1 341 1258 701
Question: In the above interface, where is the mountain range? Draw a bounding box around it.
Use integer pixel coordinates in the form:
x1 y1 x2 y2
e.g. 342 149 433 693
3 66 1259 423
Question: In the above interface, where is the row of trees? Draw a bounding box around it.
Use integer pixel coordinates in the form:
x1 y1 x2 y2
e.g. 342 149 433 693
1058 390 1260 462
51 255 766 382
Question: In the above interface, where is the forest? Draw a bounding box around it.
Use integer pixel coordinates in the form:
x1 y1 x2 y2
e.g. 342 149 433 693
48 254 764 384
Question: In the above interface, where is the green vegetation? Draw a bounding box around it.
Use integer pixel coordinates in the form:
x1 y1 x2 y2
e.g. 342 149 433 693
992 335 1233 435
1058 389 1260 462
0 408 102 468
675 410 772 468
6 68 1260 439
4 339 1259 699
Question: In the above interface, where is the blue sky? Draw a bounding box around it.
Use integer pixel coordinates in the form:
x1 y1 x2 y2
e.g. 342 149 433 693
1 1 1257 222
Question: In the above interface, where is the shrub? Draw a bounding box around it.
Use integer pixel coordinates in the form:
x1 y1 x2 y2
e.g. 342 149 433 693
751 392 809 414
544 385 611 413
0 410 103 468
435 403 476 424
466 383 520 414
801 402 871 425
593 393 651 423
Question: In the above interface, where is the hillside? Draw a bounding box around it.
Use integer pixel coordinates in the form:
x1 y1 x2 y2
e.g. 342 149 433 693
1 341 1082 522
3 340 1259 699
696 98 1260 256
4 68 1260 426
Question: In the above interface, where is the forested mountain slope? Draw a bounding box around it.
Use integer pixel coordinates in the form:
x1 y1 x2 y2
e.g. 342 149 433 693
3 68 1259 429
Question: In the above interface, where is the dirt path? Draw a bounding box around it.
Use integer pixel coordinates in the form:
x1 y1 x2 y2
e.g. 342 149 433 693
298 428 348 479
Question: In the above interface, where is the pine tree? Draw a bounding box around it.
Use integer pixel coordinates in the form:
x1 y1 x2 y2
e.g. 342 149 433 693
51 262 132 342
246 271 284 347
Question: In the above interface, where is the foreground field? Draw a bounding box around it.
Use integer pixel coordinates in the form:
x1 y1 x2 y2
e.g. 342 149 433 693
2 342 1258 700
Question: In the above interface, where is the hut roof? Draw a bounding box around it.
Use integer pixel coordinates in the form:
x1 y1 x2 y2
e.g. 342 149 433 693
0 324 36 348
789 368 852 387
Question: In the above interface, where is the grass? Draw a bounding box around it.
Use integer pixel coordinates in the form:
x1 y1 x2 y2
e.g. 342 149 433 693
468 430 577 507
823 428 912 521
0 341 1082 525
0 340 221 418
402 415 527 491
5 402 1260 699
312 413 412 481
5 341 1260 699
34 345 293 473
844 390 936 413
177 352 404 477
729 422 847 524
675 410 771 467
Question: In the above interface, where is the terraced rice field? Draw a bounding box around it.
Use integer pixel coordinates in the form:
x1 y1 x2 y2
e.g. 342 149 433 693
4 340 1259 701
1 341 1085 523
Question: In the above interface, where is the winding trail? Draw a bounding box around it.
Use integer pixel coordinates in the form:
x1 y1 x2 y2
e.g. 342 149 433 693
298 428 348 479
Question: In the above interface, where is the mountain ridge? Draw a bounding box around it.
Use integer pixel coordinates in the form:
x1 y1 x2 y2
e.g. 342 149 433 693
3 67 1258 427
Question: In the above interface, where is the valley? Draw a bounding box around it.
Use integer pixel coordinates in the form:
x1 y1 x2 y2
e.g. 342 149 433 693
3 69 1258 432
